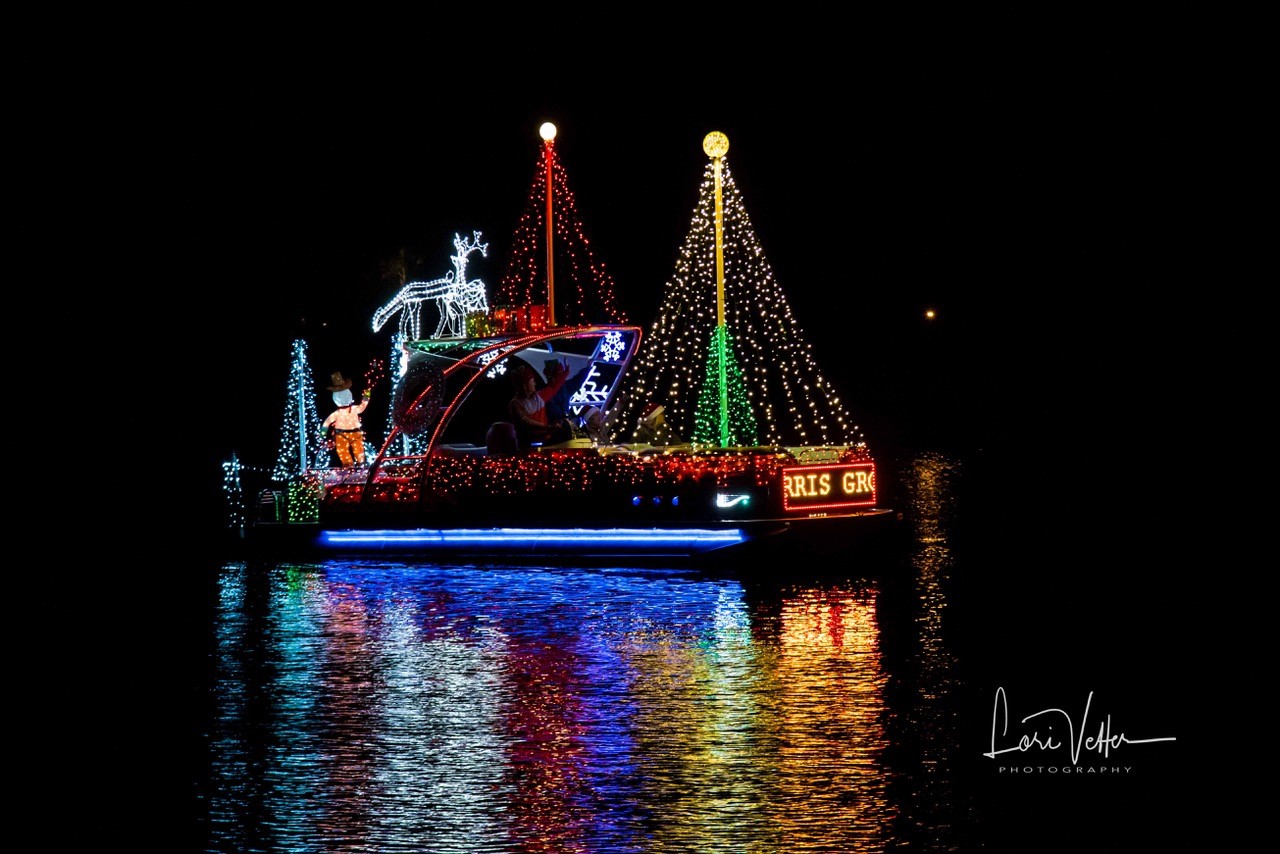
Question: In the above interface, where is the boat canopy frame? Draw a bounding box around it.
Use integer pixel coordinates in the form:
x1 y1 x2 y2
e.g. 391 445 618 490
361 325 643 508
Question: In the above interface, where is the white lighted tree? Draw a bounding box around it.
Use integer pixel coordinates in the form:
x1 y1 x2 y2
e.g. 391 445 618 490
608 151 863 448
384 332 430 457
271 339 324 479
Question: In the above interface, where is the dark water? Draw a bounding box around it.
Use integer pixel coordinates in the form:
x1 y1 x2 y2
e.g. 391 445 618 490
188 451 1187 852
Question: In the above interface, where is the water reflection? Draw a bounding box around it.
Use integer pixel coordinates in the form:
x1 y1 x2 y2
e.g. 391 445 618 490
885 452 974 849
772 587 892 849
198 453 973 852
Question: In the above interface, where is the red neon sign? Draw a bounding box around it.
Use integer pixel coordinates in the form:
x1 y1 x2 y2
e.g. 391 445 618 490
780 462 876 512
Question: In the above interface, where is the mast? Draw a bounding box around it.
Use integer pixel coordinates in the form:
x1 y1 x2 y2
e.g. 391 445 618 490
540 122 557 327
704 131 731 445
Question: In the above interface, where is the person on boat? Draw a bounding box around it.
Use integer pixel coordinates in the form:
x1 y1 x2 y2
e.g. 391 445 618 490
579 405 607 443
543 358 589 425
634 402 681 446
508 363 572 447
320 372 372 466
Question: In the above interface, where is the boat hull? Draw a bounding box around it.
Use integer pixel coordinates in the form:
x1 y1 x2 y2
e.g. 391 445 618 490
242 508 903 563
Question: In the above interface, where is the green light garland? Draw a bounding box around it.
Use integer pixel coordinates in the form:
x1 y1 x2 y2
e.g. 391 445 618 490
693 325 758 447
287 477 321 524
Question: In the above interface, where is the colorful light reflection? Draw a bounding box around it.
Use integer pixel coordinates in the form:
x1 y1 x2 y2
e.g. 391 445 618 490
202 556 959 852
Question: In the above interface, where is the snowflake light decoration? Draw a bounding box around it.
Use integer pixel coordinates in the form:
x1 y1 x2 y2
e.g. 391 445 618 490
485 358 509 380
600 331 625 363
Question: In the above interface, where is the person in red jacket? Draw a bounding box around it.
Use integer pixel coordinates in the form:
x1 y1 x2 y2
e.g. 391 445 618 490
507 362 571 447
320 372 371 466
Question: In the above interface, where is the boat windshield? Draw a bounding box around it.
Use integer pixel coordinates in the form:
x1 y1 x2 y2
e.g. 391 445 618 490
403 327 638 451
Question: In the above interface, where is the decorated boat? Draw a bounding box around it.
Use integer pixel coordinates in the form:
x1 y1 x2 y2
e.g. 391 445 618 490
233 128 899 560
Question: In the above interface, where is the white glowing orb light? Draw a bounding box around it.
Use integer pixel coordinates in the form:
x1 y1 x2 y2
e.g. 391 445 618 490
539 122 557 141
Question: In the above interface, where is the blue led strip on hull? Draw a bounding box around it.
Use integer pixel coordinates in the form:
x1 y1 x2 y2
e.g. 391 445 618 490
320 527 746 554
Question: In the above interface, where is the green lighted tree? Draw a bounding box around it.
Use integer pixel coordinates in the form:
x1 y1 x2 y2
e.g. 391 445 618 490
692 325 758 445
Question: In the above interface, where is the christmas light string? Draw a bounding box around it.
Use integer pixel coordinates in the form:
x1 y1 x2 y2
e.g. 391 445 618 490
322 444 874 510
363 356 386 393
608 158 864 449
495 143 627 326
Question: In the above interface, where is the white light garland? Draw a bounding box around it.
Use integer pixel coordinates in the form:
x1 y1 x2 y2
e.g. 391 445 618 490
222 452 244 531
609 158 863 447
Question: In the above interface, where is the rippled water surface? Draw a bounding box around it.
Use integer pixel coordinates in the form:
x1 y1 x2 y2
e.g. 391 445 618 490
194 454 979 852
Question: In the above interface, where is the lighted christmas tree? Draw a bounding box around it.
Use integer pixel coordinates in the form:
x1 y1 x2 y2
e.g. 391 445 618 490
693 325 758 445
271 339 325 480
384 332 429 458
222 452 244 531
609 133 863 448
494 123 627 326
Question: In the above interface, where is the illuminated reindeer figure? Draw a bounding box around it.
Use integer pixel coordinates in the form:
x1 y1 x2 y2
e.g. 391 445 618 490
372 231 490 340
